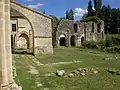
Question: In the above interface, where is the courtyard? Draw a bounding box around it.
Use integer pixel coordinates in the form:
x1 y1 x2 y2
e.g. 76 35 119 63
13 47 120 90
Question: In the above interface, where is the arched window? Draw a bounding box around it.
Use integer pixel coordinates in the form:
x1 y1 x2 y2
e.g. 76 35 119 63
74 23 78 33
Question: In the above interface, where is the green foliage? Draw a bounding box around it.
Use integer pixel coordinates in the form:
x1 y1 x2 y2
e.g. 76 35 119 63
69 9 74 20
105 34 120 47
66 10 70 19
65 9 74 20
82 41 98 49
43 10 46 14
104 46 120 53
81 16 100 22
81 34 120 53
94 0 102 14
83 0 120 34
87 0 95 16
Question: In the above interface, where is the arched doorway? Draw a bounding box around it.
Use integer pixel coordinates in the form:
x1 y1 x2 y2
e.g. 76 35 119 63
60 37 66 46
70 35 76 46
59 34 66 46
17 33 29 49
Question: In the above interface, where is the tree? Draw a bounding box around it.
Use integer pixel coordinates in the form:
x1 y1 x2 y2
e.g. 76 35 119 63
69 9 74 20
66 10 70 19
94 0 102 15
87 0 94 16
43 10 46 14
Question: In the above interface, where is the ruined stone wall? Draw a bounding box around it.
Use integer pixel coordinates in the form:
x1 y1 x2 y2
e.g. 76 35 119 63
56 19 105 47
10 1 53 54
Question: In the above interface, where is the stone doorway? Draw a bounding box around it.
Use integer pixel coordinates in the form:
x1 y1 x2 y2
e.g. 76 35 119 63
70 35 76 46
60 37 66 46
17 33 29 49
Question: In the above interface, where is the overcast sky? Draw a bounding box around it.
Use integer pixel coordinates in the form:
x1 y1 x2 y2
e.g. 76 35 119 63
17 0 120 20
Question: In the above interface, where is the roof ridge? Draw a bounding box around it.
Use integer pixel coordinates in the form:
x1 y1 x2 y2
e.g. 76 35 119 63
10 0 52 19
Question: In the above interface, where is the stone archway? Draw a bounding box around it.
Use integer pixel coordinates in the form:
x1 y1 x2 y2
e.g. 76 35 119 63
59 34 66 46
19 33 29 49
70 35 76 46
15 31 29 49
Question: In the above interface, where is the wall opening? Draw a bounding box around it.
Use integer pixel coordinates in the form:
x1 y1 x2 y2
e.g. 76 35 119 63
84 24 86 40
60 37 66 46
97 23 101 33
102 31 104 39
92 23 94 32
12 24 17 32
74 23 78 33
11 35 14 49
70 35 76 46
81 37 84 45
17 33 29 49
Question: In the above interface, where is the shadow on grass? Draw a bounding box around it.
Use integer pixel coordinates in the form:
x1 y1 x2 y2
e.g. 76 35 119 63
12 49 34 55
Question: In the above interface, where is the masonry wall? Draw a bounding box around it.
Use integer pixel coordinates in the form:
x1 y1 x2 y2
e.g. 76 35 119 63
10 1 53 54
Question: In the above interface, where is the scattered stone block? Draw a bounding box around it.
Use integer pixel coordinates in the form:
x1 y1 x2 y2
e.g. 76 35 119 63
93 70 98 74
77 68 82 72
80 73 85 76
56 70 65 77
68 73 74 77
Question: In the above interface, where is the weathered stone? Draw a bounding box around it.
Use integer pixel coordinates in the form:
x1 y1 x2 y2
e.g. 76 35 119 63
116 71 120 75
83 68 89 72
72 70 79 74
10 0 53 55
77 68 82 72
68 73 74 77
55 19 105 47
56 70 65 77
80 73 85 76
93 70 98 74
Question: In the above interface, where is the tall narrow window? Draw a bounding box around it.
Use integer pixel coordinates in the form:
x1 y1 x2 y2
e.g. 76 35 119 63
74 23 78 33
84 24 86 40
92 23 94 32
97 23 101 33
12 24 17 32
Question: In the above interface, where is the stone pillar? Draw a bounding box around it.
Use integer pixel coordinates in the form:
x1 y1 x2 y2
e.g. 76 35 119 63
66 30 70 47
0 0 21 90
5 0 14 85
0 0 9 89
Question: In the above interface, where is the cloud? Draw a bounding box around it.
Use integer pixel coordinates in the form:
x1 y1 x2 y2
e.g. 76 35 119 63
27 3 44 9
74 8 88 17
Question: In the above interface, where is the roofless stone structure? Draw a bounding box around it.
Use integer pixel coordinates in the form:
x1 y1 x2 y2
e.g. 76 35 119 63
0 0 20 90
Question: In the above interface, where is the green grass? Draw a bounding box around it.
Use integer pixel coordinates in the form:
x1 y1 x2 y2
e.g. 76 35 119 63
13 47 120 90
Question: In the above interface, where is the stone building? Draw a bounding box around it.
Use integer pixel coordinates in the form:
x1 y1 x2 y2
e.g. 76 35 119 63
55 19 105 47
10 0 53 55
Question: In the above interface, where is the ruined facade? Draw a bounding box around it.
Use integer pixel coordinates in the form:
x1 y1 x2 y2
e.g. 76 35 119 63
56 19 105 47
10 0 53 55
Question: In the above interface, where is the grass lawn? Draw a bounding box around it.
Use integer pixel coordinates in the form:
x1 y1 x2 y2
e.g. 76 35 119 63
13 47 120 90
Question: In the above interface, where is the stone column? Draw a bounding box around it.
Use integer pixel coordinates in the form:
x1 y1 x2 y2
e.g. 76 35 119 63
66 30 70 47
5 0 14 85
0 0 9 89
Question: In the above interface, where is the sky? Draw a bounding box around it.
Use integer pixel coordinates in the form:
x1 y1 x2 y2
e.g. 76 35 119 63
16 0 120 20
